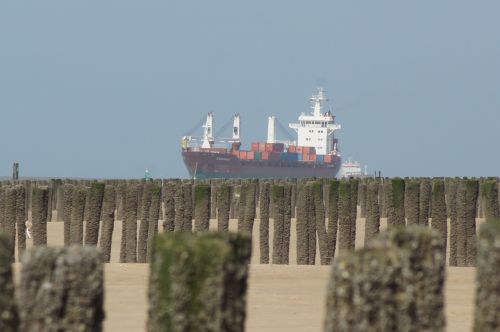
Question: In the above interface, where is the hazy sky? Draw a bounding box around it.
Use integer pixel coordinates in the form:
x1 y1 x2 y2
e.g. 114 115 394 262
1 1 499 178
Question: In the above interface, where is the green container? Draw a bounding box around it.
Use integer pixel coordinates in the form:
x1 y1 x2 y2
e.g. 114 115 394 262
254 152 262 160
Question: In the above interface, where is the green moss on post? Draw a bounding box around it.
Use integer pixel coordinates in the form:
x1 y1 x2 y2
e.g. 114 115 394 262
19 246 104 331
282 183 292 265
258 182 270 264
465 179 479 267
173 182 185 231
84 182 105 246
419 178 432 226
0 233 18 331
313 182 329 265
337 181 352 253
446 178 459 266
271 184 285 264
162 181 176 232
182 183 193 232
69 187 87 246
194 185 211 232
327 180 339 261
296 183 309 264
481 179 500 220
387 178 405 229
15 185 27 260
147 232 251 332
358 182 367 218
99 185 116 263
431 178 448 262
61 184 74 246
324 247 402 332
364 181 380 246
146 185 162 263
474 219 500 331
217 184 231 232
32 187 49 246
405 179 420 225
349 179 358 249
125 184 139 263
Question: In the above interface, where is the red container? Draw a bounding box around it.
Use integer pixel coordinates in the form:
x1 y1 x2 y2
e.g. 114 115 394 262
247 151 254 160
288 145 296 153
296 146 303 153
239 151 247 159
251 143 259 151
232 150 239 157
309 154 317 161
259 143 266 152
262 152 270 160
324 155 332 163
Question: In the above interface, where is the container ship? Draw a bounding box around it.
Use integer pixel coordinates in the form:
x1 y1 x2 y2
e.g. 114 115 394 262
181 88 342 179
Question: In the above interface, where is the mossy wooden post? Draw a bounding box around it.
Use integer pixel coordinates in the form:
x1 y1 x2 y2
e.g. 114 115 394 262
99 185 116 263
182 183 193 232
125 184 139 263
259 182 270 264
163 181 176 232
32 187 49 246
15 185 27 260
3 188 16 262
419 178 432 226
481 179 500 220
474 219 500 331
19 246 104 332
138 183 154 263
272 184 285 264
61 184 74 246
358 182 367 218
313 181 329 264
115 182 127 221
147 232 251 332
84 182 105 246
337 181 352 253
349 179 358 249
327 180 339 261
237 184 246 232
217 184 231 232
296 183 309 265
69 187 87 246
194 185 211 232
282 183 292 264
306 183 317 264
324 247 402 332
381 179 391 218
431 178 448 262
405 179 420 225
0 233 18 331
364 181 380 246
387 177 405 229
446 178 459 266
373 226 446 331
173 182 185 231
242 182 256 236
465 179 479 267
146 185 162 263
456 179 468 266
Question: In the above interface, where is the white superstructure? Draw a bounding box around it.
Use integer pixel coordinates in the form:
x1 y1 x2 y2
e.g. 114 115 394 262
289 88 341 155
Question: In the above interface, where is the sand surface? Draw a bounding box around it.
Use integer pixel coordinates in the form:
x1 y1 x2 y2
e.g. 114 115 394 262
16 216 477 331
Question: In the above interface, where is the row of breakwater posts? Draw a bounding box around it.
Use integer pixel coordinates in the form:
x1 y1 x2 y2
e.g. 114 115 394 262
0 177 499 330
0 177 499 264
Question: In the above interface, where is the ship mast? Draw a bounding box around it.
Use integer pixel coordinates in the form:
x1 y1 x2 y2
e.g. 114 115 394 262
201 112 214 148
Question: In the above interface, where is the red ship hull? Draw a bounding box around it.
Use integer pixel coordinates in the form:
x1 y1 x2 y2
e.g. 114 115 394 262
182 150 341 179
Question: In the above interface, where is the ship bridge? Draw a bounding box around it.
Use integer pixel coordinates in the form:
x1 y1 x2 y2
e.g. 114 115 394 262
289 88 341 156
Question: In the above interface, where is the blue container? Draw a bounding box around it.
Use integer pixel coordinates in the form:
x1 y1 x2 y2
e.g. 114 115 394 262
298 154 303 161
280 153 299 161
317 155 324 162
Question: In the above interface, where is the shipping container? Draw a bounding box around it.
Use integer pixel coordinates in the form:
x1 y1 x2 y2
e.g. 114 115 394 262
269 153 281 161
272 143 285 152
232 150 239 157
296 146 303 153
317 155 324 162
324 155 332 163
251 143 259 151
298 154 303 161
280 152 299 161
239 151 247 159
262 152 270 160
247 151 255 160
288 145 296 153
258 143 266 152
254 152 262 160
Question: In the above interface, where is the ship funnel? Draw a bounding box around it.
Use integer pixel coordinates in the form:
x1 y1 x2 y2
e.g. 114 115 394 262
201 112 214 149
267 116 276 143
232 113 241 141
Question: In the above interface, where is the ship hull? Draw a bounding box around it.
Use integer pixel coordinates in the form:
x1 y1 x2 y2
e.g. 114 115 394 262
182 151 341 179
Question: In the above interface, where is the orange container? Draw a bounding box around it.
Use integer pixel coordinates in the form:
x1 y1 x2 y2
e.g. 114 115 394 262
309 154 317 161
259 143 266 152
232 150 239 157
324 155 332 163
288 145 296 153
262 152 270 160
239 151 247 159
251 143 259 151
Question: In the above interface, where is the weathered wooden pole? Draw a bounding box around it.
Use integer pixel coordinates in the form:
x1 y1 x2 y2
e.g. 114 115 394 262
194 184 211 232
84 182 105 246
99 185 116 263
